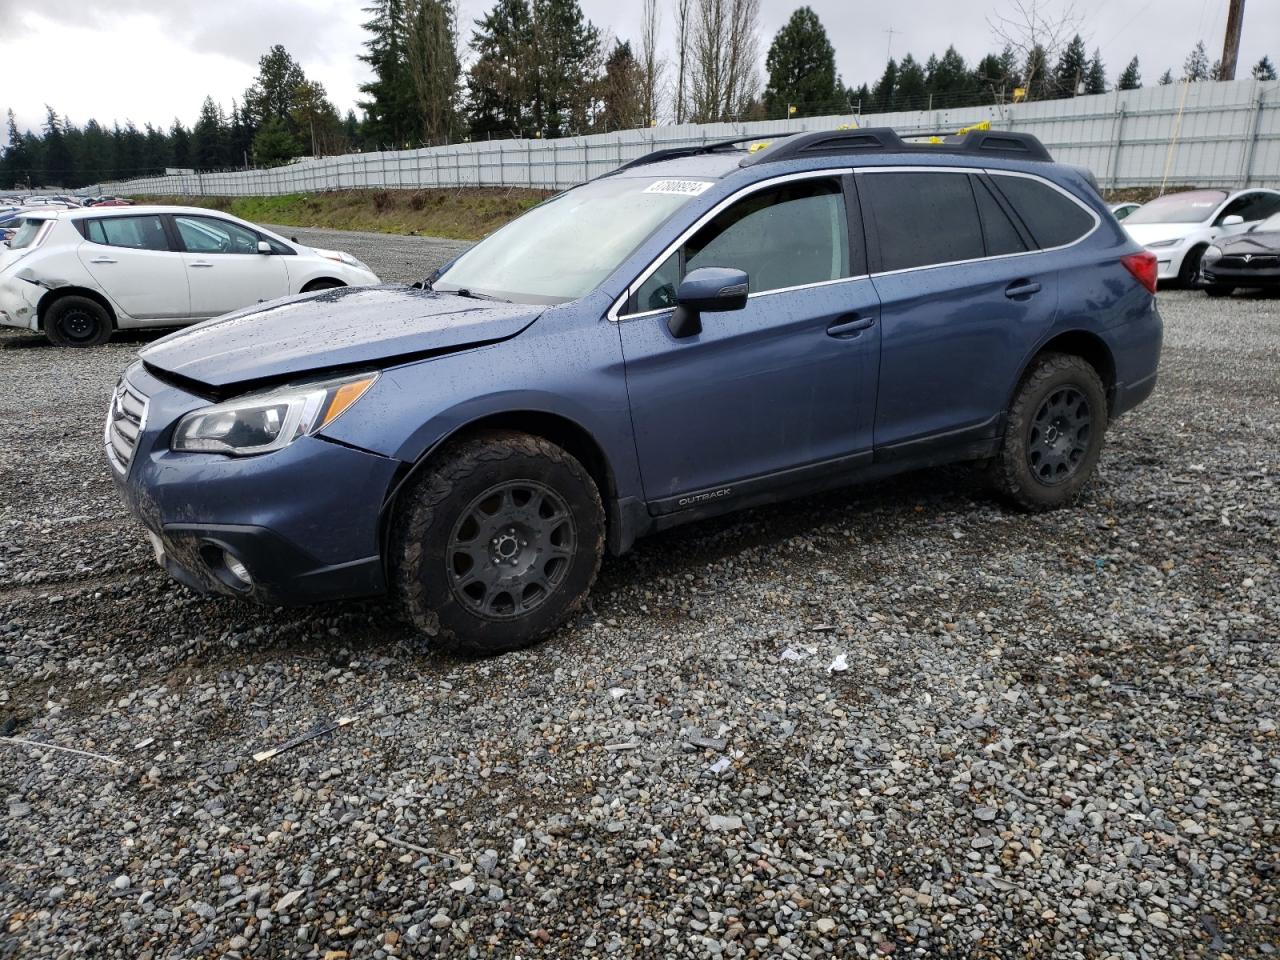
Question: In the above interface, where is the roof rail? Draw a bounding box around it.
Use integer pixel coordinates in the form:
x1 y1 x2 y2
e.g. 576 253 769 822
613 133 799 174
739 127 1054 167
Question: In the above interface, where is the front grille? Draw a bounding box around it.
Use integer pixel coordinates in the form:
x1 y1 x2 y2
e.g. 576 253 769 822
1217 254 1278 269
105 377 148 474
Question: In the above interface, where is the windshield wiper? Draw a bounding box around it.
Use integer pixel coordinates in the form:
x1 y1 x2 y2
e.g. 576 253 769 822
453 287 511 303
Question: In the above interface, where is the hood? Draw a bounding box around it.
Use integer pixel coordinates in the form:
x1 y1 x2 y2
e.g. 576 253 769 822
1123 222 1197 246
1219 230 1280 254
141 285 541 390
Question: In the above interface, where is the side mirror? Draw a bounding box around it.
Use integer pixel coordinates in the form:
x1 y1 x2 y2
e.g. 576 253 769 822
667 267 749 339
1220 214 1244 226
257 240 273 254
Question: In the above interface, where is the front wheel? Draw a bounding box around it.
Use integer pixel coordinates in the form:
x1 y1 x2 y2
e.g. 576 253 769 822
1177 245 1206 288
44 295 112 347
991 353 1108 511
392 430 605 656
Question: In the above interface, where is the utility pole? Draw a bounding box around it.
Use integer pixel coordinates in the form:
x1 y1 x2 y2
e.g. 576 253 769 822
1220 0 1246 81
884 25 899 62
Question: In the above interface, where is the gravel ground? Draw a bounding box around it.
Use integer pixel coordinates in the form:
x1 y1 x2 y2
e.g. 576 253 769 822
0 241 1277 959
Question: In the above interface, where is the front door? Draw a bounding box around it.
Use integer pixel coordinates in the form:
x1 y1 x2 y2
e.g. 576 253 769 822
76 214 189 322
172 214 290 319
619 174 881 512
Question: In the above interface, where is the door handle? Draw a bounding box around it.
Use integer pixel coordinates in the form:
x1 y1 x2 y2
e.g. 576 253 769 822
90 256 118 264
827 314 875 338
189 261 214 268
1005 280 1041 299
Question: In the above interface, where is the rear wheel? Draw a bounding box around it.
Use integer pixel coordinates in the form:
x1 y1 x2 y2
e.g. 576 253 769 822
44 295 112 347
392 430 605 655
991 353 1108 511
1204 285 1235 298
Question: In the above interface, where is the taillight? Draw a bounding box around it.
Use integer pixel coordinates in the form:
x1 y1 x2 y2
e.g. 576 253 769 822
1120 251 1158 294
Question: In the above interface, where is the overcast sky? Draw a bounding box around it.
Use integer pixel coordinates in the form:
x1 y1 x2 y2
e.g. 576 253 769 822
2 0 1276 142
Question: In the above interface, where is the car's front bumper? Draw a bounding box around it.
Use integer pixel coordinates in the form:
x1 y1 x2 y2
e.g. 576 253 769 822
110 363 403 606
1201 264 1280 287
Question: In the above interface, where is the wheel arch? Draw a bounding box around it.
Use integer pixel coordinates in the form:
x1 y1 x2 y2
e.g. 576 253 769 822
37 286 118 330
380 408 622 561
301 277 347 293
1019 329 1117 414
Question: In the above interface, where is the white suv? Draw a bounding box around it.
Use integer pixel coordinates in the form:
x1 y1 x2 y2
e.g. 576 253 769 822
0 206 380 346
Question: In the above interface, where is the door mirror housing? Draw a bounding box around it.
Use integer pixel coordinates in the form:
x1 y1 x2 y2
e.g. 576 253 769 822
668 267 749 339
257 240 273 254
1220 214 1245 226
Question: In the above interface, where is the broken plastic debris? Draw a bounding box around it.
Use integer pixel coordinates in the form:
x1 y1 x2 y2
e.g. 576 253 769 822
253 716 359 763
708 756 732 775
828 653 849 673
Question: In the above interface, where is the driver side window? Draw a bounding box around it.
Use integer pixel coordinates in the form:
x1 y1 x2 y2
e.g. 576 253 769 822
1216 193 1280 225
175 215 261 255
633 178 850 313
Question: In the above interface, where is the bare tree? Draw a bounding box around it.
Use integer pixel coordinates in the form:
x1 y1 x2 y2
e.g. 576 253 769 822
640 0 667 126
689 0 759 122
988 0 1083 100
673 0 692 124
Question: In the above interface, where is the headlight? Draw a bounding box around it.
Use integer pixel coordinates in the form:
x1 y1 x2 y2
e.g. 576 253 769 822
1203 245 1223 262
316 248 371 272
1146 238 1181 249
172 372 377 456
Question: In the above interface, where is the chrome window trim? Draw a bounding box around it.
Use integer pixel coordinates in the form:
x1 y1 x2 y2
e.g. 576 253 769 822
608 164 1103 321
609 168 856 322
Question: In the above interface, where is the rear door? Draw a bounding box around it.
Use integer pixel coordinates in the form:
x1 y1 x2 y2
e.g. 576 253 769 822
861 169 1063 453
76 214 189 322
172 214 290 319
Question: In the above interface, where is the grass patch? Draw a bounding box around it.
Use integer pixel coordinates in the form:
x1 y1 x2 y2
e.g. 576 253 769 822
128 188 554 241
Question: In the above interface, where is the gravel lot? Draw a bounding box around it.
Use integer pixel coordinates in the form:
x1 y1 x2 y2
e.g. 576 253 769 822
0 227 1277 960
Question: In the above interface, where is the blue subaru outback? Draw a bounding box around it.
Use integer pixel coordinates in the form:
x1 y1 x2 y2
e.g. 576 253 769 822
106 128 1162 654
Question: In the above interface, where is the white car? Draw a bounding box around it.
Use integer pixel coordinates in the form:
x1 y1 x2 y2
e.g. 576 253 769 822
1109 201 1141 221
1122 188 1280 286
0 205 379 346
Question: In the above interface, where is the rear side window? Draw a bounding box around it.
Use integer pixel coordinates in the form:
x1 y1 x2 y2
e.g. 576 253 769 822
989 175 1095 249
6 218 49 250
974 177 1029 256
634 178 850 311
862 171 985 271
84 215 170 251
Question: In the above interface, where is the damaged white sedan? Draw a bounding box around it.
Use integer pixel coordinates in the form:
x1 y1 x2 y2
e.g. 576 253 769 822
0 205 379 346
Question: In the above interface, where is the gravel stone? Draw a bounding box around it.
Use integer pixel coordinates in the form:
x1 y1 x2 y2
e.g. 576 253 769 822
0 255 1276 960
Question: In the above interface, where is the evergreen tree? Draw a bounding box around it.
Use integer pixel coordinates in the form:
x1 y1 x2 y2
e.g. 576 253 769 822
1158 68 1174 85
406 0 461 145
530 0 601 137
763 6 840 118
927 46 975 106
243 45 307 130
42 107 73 186
1252 55 1276 81
2 111 35 188
191 96 227 169
1183 41 1209 81
170 120 192 169
1084 49 1106 95
1053 34 1088 96
1024 44 1051 99
871 58 898 112
360 0 420 147
467 0 536 138
252 118 302 167
1117 57 1141 90
895 54 927 109
600 40 643 130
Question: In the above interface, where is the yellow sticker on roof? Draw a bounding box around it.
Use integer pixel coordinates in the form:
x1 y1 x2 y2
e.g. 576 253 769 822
644 180 714 196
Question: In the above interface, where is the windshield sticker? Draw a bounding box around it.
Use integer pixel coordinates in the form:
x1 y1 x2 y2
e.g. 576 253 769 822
644 179 714 197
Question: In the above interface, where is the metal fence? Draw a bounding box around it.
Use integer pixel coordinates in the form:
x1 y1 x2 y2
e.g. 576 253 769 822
88 78 1280 198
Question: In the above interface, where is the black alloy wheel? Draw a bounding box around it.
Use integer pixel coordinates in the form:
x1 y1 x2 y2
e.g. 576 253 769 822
1026 387 1093 485
446 479 577 620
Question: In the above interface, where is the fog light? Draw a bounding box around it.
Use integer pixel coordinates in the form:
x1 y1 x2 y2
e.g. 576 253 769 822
225 555 253 587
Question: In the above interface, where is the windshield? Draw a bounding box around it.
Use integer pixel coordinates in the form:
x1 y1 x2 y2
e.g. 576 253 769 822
1124 190 1226 225
7 218 49 250
434 176 711 304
